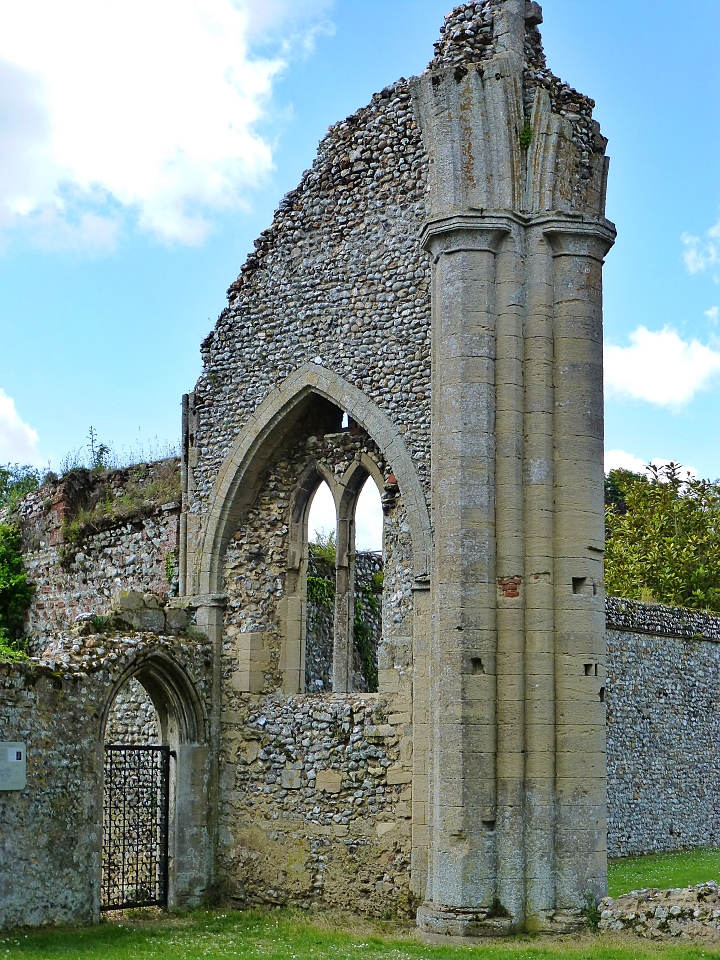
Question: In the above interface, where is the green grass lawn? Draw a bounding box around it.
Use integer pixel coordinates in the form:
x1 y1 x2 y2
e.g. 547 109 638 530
2 851 720 960
2 909 720 960
609 848 720 897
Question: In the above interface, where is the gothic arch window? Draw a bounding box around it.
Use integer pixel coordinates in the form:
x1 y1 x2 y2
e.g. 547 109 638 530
305 479 337 693
351 475 383 693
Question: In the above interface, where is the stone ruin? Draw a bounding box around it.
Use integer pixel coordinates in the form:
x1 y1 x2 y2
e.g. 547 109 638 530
2 0 720 939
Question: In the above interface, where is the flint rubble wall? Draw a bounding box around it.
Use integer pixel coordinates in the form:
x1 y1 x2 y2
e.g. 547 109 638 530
186 77 432 517
606 597 720 858
0 632 211 930
217 694 414 915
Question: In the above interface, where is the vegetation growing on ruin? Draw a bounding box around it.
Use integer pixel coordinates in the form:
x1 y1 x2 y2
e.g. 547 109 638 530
0 522 33 658
58 426 180 477
354 585 380 692
61 458 181 547
605 463 720 612
307 533 337 608
309 530 337 565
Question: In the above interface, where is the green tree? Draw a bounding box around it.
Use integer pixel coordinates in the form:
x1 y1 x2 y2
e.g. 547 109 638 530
0 522 34 641
0 463 41 510
605 462 720 611
604 466 647 514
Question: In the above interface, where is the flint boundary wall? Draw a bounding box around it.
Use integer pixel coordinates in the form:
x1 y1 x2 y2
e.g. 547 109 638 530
606 597 720 859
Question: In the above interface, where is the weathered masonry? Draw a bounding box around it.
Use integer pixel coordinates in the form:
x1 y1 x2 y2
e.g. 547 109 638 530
178 0 615 936
1 0 624 936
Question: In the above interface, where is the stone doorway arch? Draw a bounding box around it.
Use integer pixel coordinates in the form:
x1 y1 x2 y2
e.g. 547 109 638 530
99 652 210 911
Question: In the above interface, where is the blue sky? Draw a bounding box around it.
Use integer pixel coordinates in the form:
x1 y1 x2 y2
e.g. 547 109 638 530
1 0 719 506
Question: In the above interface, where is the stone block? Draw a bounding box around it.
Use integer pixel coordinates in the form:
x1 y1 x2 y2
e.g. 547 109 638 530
139 609 166 634
315 770 343 793
166 608 189 633
232 669 265 694
115 590 145 611
376 821 396 838
386 766 412 785
365 724 395 739
281 768 303 790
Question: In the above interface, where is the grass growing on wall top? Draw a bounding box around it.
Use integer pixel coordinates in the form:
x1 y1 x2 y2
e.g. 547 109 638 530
609 848 720 897
1 908 719 960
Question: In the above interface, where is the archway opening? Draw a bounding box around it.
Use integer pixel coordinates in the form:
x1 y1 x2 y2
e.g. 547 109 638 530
102 674 170 912
306 480 337 693
100 657 208 914
104 676 160 746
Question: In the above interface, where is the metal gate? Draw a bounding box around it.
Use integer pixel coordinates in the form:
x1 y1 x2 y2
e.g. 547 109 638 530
101 745 170 910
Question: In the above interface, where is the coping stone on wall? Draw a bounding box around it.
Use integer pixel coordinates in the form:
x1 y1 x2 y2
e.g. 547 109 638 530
606 596 720 643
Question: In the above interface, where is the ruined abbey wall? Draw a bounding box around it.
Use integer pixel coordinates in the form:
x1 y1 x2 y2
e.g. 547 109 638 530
5 0 719 934
213 408 419 911
183 78 432 530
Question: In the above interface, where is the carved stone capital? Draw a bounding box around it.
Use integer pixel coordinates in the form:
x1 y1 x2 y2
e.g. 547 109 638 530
420 213 521 261
537 216 617 261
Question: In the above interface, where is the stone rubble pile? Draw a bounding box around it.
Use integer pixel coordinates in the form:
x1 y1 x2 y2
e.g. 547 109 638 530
599 884 720 941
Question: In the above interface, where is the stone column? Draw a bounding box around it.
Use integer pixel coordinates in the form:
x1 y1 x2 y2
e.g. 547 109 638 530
333 513 355 693
543 220 615 909
194 595 226 900
522 227 558 925
418 215 510 932
493 229 527 921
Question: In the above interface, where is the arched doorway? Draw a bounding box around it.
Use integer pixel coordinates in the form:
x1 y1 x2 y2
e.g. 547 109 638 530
100 654 209 912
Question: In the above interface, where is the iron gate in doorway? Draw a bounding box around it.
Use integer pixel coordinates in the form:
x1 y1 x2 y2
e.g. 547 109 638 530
101 745 170 910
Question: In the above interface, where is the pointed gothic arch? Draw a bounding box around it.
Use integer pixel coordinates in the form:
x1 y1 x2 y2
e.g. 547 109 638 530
189 362 432 599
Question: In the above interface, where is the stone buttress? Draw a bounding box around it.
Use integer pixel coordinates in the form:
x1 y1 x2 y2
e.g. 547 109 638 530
411 0 615 934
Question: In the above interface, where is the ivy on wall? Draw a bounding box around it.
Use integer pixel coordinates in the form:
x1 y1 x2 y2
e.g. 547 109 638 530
354 584 380 692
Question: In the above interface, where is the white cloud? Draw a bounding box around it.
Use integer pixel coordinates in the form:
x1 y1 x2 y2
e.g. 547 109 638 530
308 477 383 551
605 450 697 481
605 325 720 407
0 0 333 249
605 449 646 474
683 220 720 277
309 482 335 542
706 306 719 323
355 478 382 552
0 389 40 464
